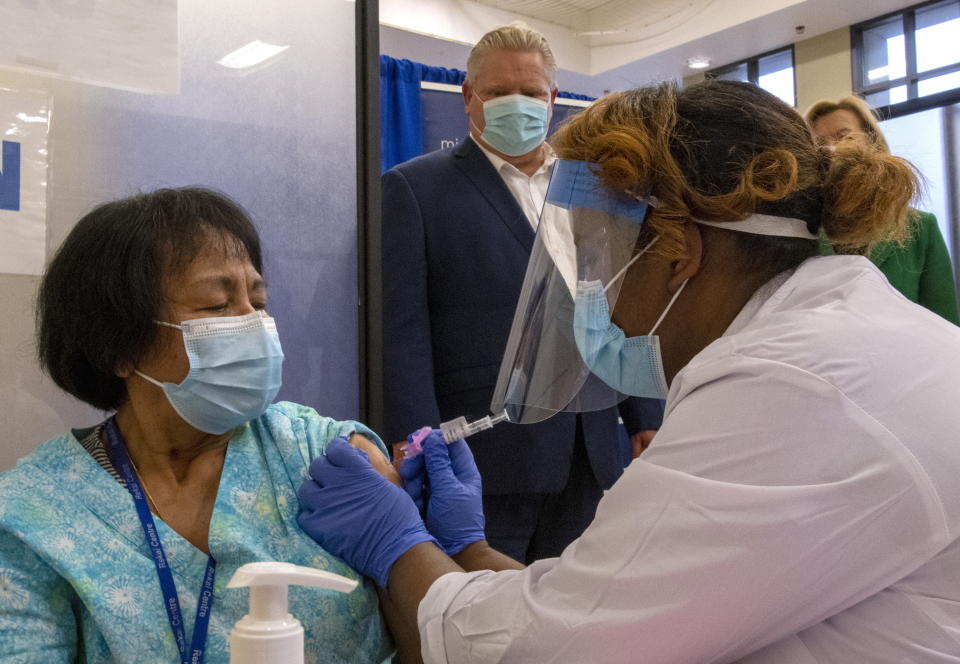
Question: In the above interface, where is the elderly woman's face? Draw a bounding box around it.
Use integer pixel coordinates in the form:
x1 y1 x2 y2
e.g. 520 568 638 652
135 238 266 385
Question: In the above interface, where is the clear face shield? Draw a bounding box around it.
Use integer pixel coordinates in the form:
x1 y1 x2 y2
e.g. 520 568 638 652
490 159 821 425
490 159 652 424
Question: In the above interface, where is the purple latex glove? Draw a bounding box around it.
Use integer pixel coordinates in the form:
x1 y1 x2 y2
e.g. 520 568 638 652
400 430 485 556
297 436 438 587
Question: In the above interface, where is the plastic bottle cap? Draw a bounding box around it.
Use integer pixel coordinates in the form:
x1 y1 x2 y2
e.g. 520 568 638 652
228 562 358 664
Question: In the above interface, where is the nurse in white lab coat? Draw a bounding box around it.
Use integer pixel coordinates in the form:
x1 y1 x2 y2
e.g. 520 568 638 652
298 80 960 663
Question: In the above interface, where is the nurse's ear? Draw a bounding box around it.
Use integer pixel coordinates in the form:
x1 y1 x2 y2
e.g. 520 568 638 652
667 222 703 293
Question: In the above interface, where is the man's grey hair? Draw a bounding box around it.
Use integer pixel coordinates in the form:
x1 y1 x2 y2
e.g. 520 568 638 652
466 23 558 87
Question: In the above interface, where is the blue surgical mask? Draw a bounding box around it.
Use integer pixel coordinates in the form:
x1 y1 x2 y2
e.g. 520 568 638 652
475 93 550 157
572 238 687 399
135 311 284 434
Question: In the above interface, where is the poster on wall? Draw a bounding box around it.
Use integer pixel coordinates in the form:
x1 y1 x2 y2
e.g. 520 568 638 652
0 88 50 276
421 82 590 156
0 0 179 94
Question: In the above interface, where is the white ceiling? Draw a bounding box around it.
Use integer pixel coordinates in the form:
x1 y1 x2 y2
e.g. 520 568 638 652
597 0 917 82
472 0 748 47
383 0 921 80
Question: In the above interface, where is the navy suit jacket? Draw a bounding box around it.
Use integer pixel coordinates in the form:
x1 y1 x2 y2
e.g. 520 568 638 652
381 137 663 495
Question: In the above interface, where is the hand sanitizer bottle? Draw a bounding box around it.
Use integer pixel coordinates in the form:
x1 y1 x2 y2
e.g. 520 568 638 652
228 561 359 664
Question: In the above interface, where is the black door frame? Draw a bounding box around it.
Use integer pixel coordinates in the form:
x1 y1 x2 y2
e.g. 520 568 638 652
356 0 382 430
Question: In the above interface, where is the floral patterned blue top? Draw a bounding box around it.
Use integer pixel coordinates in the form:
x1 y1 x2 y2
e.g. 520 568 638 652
0 402 394 663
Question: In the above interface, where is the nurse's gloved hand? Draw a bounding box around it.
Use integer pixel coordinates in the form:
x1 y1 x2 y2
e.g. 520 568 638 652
419 432 486 556
398 445 427 514
297 436 439 587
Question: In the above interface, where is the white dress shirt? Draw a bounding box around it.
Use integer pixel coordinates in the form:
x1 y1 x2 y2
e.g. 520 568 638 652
472 135 556 229
418 256 960 663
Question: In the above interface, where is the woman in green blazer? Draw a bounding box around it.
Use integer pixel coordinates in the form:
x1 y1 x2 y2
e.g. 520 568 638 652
806 96 959 325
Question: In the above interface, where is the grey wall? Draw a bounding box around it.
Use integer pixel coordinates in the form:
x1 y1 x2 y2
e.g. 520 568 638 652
1 0 360 469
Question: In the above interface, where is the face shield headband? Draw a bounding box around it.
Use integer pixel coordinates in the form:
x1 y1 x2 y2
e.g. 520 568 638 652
490 158 818 425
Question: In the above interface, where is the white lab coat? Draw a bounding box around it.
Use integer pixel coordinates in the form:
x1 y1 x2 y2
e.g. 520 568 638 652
418 255 960 663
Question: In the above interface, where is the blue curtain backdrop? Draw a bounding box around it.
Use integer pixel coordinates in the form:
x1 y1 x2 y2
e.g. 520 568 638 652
380 55 594 172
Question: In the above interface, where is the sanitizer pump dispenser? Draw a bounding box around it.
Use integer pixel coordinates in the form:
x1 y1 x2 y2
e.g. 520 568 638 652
228 561 359 664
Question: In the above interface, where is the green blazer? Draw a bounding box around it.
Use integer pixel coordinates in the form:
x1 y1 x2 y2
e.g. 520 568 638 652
823 211 959 325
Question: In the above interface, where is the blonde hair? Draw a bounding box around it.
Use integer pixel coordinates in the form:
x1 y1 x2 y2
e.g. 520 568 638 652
553 81 919 259
466 24 557 86
804 96 891 153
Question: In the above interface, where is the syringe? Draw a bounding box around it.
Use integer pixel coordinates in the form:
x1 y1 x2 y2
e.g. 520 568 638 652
439 411 510 443
401 410 510 459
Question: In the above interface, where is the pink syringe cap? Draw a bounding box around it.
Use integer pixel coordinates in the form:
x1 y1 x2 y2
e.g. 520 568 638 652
400 426 433 460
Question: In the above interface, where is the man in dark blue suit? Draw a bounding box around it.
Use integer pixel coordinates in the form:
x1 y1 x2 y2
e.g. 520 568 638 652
381 25 662 564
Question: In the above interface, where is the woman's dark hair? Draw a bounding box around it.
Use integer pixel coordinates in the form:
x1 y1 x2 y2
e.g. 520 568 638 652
36 187 262 410
552 79 919 280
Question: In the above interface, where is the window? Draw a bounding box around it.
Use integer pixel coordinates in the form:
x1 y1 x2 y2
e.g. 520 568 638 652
880 104 959 267
853 0 960 117
707 47 796 107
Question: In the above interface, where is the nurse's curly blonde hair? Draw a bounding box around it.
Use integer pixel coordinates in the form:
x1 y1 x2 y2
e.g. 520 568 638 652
552 81 919 261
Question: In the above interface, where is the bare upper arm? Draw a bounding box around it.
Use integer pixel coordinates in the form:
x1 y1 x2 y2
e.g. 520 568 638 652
348 433 402 487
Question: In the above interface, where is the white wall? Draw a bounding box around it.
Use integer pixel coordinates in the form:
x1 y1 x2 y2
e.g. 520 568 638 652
795 28 853 113
380 0 590 74
380 25 626 97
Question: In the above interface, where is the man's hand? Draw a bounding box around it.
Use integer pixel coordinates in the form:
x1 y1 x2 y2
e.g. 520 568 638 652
631 429 657 458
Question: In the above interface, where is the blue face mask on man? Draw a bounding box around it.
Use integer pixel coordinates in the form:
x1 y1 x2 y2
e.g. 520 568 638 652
474 93 550 157
573 237 688 400
135 311 284 434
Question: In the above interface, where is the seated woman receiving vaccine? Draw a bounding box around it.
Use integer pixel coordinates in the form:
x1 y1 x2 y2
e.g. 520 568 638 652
0 188 403 663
